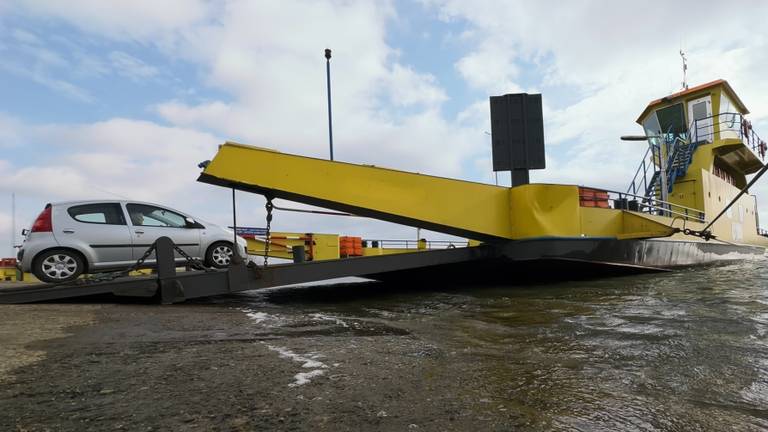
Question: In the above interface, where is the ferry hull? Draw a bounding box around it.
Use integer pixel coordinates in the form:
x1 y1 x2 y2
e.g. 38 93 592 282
364 238 766 283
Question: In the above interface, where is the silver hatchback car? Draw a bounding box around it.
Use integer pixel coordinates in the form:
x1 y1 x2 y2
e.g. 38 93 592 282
18 200 247 283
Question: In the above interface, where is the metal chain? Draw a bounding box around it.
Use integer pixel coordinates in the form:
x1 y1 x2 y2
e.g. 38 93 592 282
76 243 157 285
73 240 216 286
172 244 213 272
263 197 274 267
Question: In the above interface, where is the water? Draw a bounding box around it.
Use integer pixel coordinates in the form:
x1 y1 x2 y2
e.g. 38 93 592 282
230 260 768 430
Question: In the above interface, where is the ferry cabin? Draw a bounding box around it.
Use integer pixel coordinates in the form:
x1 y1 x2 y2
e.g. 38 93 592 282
631 79 768 246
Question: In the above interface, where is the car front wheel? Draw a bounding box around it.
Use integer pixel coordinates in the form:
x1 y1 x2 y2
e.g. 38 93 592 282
205 241 234 268
33 249 85 283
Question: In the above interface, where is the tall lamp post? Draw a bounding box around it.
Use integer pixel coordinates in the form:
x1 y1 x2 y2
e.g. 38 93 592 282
484 131 499 185
325 48 334 161
10 192 15 256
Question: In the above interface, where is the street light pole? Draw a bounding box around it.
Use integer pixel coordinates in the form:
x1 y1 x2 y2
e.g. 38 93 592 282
484 131 498 185
10 192 15 256
325 48 334 161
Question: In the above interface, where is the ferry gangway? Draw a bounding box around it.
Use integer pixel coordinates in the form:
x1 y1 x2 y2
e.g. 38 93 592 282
0 237 493 304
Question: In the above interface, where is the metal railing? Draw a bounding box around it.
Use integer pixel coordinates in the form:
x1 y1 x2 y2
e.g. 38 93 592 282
691 112 766 160
362 239 470 249
626 145 654 196
626 135 691 197
606 188 706 223
626 112 766 199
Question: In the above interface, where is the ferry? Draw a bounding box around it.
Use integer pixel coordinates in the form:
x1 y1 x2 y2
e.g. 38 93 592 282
198 79 768 278
4 80 767 304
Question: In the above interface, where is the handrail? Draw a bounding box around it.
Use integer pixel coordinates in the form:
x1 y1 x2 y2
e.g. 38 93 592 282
626 145 652 195
363 239 469 249
605 188 706 223
691 112 766 160
609 188 703 214
625 134 692 197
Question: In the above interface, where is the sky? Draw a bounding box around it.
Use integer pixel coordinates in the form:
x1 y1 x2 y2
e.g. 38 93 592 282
2 0 768 256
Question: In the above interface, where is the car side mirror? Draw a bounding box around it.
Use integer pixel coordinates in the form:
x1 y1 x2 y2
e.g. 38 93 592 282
185 218 204 229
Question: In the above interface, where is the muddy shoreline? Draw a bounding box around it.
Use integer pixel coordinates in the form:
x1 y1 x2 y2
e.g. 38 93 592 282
4 267 768 431
1 295 525 431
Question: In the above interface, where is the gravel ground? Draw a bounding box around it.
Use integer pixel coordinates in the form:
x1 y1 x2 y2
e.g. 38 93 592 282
0 297 526 431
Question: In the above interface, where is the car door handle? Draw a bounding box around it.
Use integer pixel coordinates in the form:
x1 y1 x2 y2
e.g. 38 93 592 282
62 229 75 234
135 230 145 234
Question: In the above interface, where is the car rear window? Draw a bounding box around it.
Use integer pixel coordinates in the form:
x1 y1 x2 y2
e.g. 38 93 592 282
68 203 126 225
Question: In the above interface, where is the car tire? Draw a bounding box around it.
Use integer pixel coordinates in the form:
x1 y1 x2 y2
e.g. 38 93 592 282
33 249 85 283
205 241 234 268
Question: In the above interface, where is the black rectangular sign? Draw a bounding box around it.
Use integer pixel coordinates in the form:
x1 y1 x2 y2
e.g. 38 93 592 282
489 93 545 172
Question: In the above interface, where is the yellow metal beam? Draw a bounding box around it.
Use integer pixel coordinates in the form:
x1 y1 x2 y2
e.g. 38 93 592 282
199 142 514 241
198 142 677 242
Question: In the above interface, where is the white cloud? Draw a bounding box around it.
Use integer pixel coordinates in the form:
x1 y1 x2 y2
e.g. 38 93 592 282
3 0 477 248
11 28 41 45
0 59 93 102
0 113 24 147
381 64 448 107
426 0 768 189
0 117 222 205
4 0 768 245
455 39 521 93
11 0 214 47
0 211 12 257
109 51 159 81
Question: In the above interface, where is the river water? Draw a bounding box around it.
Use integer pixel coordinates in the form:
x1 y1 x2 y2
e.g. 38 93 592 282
235 259 768 430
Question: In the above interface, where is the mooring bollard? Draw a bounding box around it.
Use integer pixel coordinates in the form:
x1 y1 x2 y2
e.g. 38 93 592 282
292 245 305 263
155 236 184 304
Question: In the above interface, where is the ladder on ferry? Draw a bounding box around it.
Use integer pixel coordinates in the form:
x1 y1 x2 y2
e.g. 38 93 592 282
627 136 697 199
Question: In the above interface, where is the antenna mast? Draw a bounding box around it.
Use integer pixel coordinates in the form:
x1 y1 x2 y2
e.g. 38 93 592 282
10 192 15 257
679 50 689 90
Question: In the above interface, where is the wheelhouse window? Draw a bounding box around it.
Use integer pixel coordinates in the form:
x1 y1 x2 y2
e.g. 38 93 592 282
68 203 126 225
655 103 687 138
127 204 188 228
718 93 740 140
713 160 736 186
643 112 662 148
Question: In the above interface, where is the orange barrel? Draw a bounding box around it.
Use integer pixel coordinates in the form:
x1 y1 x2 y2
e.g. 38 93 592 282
595 191 610 208
579 187 593 206
339 236 351 256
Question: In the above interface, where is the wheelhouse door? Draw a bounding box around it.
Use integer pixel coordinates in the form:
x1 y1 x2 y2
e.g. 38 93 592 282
688 95 713 143
125 203 202 263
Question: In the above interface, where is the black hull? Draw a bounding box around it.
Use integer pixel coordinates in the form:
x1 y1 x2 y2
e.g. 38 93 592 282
365 238 766 284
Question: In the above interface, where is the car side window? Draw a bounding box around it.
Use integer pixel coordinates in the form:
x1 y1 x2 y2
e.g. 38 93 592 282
68 203 126 225
127 204 187 228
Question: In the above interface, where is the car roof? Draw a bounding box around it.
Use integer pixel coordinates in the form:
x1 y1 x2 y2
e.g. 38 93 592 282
46 200 223 228
51 200 189 214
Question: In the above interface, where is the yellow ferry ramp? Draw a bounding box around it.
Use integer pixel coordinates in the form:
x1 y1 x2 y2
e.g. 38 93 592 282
198 142 514 242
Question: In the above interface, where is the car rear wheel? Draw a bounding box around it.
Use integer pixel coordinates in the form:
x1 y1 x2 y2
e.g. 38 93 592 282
33 249 85 283
205 242 234 268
